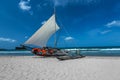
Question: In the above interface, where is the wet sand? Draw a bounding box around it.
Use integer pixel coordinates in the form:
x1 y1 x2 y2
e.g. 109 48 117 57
0 56 120 80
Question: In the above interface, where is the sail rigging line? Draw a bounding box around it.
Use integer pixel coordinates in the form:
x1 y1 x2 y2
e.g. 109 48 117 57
55 28 61 47
57 18 77 47
54 5 57 48
57 18 71 38
53 6 62 48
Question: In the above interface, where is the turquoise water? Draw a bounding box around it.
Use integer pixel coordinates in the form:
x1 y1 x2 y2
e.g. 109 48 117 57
64 48 120 56
0 48 120 56
0 51 33 56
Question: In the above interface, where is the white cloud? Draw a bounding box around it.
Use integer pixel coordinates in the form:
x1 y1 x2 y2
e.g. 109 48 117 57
65 36 74 41
41 21 46 25
54 0 101 7
25 36 28 39
100 30 111 34
19 0 31 11
0 37 16 43
105 20 120 27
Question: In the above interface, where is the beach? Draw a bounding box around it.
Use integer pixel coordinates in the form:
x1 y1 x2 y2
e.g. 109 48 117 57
0 56 120 80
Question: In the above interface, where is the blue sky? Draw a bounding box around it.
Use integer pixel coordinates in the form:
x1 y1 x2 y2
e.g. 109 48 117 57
0 0 120 49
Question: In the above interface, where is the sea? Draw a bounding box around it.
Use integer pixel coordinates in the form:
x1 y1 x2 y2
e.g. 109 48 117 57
0 47 120 56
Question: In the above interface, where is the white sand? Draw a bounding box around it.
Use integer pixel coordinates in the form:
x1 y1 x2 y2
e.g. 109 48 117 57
0 56 120 80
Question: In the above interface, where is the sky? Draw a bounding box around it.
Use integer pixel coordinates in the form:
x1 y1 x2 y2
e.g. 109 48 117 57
0 0 120 49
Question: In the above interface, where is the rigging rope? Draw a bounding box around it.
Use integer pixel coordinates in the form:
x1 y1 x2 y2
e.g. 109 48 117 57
57 18 77 47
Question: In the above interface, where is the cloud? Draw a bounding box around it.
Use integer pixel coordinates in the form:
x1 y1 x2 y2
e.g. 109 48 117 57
19 0 31 11
105 20 120 27
100 30 112 34
25 36 28 39
54 0 101 7
64 36 74 41
0 37 16 43
88 29 111 36
41 21 46 25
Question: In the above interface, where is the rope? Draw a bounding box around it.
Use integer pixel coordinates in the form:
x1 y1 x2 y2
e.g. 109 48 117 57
57 18 77 47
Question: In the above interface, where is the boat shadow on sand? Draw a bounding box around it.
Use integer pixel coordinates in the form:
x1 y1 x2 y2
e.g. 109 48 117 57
32 55 85 61
32 55 120 61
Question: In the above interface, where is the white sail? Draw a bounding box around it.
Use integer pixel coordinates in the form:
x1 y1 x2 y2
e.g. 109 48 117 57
24 14 60 47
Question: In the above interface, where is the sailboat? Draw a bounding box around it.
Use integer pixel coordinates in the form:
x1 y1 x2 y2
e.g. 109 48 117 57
23 13 68 56
23 9 85 60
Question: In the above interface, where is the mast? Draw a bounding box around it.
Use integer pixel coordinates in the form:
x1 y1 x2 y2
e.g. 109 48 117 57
54 6 57 48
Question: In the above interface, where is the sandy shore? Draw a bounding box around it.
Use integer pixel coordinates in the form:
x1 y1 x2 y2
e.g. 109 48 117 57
0 56 120 80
